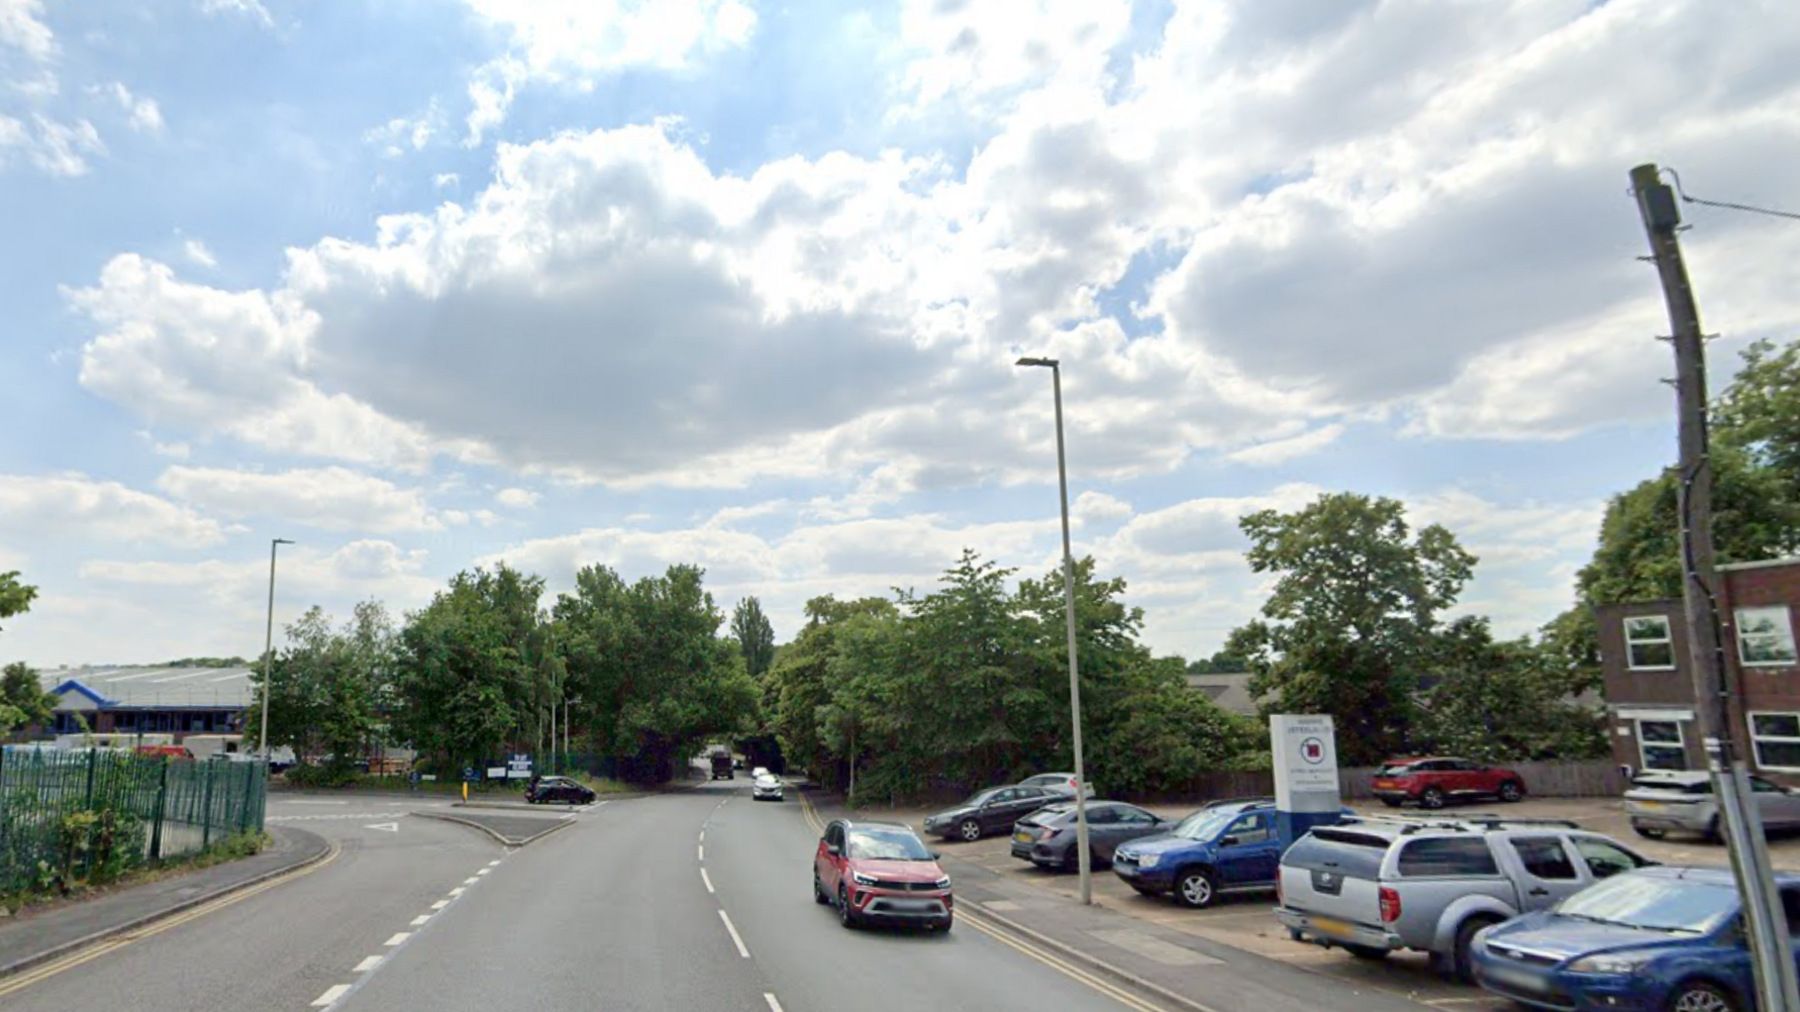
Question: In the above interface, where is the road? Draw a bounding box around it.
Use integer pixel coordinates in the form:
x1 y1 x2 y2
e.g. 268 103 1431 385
2 782 1368 1012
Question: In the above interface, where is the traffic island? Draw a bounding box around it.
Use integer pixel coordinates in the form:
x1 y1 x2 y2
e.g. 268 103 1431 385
412 810 576 847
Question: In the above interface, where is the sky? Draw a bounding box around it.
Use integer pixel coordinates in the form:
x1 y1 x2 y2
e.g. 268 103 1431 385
2 0 1798 668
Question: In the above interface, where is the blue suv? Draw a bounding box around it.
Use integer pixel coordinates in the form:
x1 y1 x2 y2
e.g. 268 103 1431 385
1112 800 1287 908
1473 865 1797 1012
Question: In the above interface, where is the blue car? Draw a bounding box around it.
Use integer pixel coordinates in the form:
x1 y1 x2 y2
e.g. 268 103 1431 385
1112 799 1292 908
1472 865 1795 1012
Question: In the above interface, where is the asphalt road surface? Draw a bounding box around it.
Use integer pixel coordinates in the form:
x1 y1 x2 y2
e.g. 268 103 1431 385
5 784 1221 1012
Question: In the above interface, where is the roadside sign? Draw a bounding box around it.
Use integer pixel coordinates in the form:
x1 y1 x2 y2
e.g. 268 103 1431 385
1270 714 1340 811
506 753 533 779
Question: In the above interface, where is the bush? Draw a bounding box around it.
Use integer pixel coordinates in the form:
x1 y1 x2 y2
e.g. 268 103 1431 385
282 763 363 789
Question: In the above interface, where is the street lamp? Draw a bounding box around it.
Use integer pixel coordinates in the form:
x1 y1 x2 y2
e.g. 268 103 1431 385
1016 355 1093 905
260 538 294 764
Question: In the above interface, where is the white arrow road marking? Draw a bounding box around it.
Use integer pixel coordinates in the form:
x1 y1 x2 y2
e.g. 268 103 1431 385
364 822 400 832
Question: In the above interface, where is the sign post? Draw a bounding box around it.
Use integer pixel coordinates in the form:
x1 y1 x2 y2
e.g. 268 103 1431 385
1271 714 1342 851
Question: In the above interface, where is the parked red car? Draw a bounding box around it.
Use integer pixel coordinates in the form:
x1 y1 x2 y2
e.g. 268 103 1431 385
813 819 953 932
1370 756 1526 809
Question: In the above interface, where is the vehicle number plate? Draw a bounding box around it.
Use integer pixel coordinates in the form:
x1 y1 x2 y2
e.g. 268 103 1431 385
1636 801 1663 810
888 900 933 912
1310 916 1352 938
1115 864 1137 876
1484 965 1547 992
1015 830 1033 842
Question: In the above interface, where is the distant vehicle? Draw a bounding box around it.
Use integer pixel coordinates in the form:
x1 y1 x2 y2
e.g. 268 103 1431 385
711 755 734 780
1472 866 1779 1012
1011 801 1169 871
733 757 744 770
1624 769 1800 841
135 744 195 760
752 773 784 802
1370 757 1526 809
1275 814 1653 981
526 776 596 805
1018 771 1097 799
814 819 952 932
751 766 770 779
922 785 1061 842
1112 799 1294 908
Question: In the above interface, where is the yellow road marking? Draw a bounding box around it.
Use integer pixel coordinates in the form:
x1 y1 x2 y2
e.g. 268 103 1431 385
0 843 341 999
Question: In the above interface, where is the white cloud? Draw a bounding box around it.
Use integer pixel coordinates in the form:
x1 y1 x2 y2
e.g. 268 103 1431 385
199 0 272 28
155 465 451 533
1073 489 1132 525
101 82 162 133
494 487 539 509
1224 424 1346 467
895 0 1132 110
433 172 459 189
364 101 442 157
458 0 758 143
0 0 54 63
0 473 229 548
182 238 217 268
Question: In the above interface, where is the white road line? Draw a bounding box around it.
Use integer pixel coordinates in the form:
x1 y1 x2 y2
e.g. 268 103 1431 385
697 845 704 862
410 915 430 926
448 887 464 896
286 800 350 805
431 900 449 910
701 868 715 894
312 984 351 1006
463 877 480 885
477 869 490 876
487 860 501 867
764 994 785 1012
718 910 750 959
384 933 410 947
699 830 705 843
353 956 383 973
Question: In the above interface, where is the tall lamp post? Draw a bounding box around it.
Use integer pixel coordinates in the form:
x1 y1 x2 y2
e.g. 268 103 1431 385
1016 356 1093 905
260 538 294 763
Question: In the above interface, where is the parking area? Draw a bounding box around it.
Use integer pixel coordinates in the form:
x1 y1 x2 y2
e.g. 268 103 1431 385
853 795 1800 1010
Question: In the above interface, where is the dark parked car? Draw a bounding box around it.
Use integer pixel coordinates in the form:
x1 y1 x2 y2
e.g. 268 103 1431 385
922 785 1061 842
1472 866 1792 1012
813 819 953 931
526 776 596 805
1011 801 1169 871
1113 799 1291 907
1371 757 1526 809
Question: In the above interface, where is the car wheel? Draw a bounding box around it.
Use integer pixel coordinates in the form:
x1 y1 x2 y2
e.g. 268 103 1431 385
1704 817 1723 844
1420 787 1446 810
958 818 982 842
814 870 830 905
1452 918 1500 984
1498 781 1524 803
1634 825 1667 840
838 885 858 929
1173 868 1217 909
1668 980 1739 1012
1344 944 1389 961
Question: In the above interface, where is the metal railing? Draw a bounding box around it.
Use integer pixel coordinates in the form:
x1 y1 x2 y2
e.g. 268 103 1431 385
0 749 267 895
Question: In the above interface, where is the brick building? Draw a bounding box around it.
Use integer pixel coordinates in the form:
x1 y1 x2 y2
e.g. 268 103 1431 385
1597 557 1800 780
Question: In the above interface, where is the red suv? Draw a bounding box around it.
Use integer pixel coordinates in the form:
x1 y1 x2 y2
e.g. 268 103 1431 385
814 819 953 932
1370 757 1526 809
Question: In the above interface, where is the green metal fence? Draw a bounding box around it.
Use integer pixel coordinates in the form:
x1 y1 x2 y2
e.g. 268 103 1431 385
0 750 267 895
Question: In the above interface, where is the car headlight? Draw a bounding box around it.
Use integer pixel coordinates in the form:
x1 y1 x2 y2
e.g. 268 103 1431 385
852 872 879 887
1138 853 1160 869
1567 954 1648 975
935 876 952 889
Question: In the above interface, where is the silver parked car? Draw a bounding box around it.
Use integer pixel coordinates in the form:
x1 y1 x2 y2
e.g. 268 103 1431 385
1274 814 1654 982
1018 772 1097 800
1624 769 1800 840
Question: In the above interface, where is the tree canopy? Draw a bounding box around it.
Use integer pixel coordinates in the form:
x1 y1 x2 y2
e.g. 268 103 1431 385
730 596 777 679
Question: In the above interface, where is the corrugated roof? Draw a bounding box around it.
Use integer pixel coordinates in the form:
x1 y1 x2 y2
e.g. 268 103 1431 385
1183 672 1261 716
38 666 255 709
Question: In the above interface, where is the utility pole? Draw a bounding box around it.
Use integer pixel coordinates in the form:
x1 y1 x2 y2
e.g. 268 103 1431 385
1630 163 1798 1012
259 538 293 764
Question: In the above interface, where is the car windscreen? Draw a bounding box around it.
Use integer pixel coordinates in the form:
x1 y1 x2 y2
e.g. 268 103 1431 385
958 790 1000 808
1376 763 1416 776
848 827 934 860
1282 830 1388 879
1026 804 1076 824
1556 874 1738 934
1170 809 1236 841
1630 776 1710 794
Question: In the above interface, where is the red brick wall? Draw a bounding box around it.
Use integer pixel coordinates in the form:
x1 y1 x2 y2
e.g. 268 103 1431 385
1723 563 1800 782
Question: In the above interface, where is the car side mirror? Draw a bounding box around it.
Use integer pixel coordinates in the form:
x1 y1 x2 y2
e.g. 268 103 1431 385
825 842 840 856
1220 835 1240 848
930 850 942 860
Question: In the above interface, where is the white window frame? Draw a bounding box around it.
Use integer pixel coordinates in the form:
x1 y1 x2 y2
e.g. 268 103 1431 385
1749 711 1800 773
1624 614 1677 671
1636 718 1687 771
1736 606 1798 668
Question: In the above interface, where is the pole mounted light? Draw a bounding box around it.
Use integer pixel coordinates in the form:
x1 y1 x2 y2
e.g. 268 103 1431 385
1016 355 1094 905
260 538 294 764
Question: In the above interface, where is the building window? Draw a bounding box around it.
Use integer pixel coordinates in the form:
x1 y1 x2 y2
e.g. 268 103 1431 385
1637 719 1687 770
1624 615 1676 670
1751 713 1800 771
1737 607 1798 667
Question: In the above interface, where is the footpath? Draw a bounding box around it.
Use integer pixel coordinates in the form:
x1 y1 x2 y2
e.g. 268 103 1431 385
0 825 332 979
804 790 1430 1012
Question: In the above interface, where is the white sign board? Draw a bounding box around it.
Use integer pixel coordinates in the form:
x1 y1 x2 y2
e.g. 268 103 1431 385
486 766 507 779
506 753 533 779
1271 714 1341 814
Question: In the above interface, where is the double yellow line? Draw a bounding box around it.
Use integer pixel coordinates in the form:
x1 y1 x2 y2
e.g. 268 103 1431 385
795 791 1170 1012
0 843 341 999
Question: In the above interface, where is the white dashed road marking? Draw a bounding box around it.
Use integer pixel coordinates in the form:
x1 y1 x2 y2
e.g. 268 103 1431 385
764 994 785 1012
702 868 715 894
410 915 430 927
312 984 351 1006
718 910 750 959
431 900 448 910
384 933 410 947
354 956 383 973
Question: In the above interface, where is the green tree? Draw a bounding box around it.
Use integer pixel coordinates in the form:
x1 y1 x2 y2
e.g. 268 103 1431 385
1717 337 1800 505
1413 618 1606 762
0 660 55 732
761 595 896 789
1228 493 1476 766
244 604 392 769
0 571 36 633
730 596 777 679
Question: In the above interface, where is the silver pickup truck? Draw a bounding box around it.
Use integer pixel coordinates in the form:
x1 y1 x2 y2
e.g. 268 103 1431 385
1273 815 1654 982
